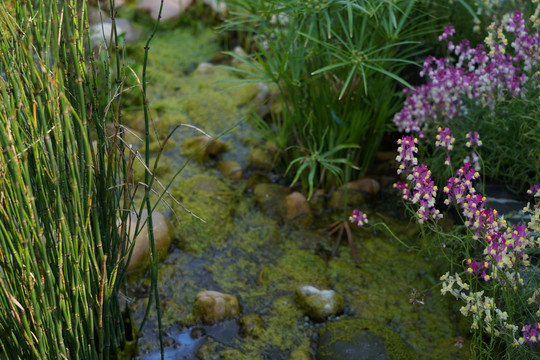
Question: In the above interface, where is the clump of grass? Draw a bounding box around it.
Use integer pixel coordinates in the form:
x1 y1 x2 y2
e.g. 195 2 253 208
0 0 165 357
220 0 435 197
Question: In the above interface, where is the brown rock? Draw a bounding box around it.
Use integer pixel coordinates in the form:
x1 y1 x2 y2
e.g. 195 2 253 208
193 290 240 325
282 191 313 227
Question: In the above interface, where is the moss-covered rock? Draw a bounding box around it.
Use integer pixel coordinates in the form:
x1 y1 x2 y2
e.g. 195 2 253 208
192 290 240 325
294 285 344 322
218 160 243 180
182 136 228 162
317 317 416 360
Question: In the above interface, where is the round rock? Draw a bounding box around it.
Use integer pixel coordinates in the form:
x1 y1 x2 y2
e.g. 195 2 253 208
294 285 344 322
193 290 240 325
123 210 171 273
282 191 313 227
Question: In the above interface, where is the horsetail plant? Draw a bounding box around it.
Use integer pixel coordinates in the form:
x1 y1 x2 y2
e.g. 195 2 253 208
0 0 165 358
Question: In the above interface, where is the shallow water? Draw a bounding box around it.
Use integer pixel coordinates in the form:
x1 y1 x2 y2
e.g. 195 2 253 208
120 19 469 360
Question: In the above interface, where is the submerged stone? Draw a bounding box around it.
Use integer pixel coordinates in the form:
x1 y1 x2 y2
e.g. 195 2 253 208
218 160 243 180
182 136 228 162
317 317 415 360
193 290 240 325
253 183 291 215
294 285 344 322
328 178 381 209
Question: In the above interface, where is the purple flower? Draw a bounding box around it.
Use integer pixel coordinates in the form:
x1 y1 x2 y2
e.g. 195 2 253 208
349 209 368 227
465 131 482 148
393 11 539 134
438 24 456 42
435 127 456 151
527 184 540 196
396 136 418 167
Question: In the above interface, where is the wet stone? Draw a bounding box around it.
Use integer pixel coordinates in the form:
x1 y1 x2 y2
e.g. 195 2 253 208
193 290 240 325
294 285 344 323
137 0 187 21
90 18 137 48
328 178 380 209
218 160 243 181
182 136 228 163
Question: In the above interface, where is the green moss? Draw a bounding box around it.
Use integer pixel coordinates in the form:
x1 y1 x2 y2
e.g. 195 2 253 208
170 174 236 255
267 249 328 287
130 155 172 183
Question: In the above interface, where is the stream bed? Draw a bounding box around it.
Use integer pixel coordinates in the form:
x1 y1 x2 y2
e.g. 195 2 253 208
114 13 470 360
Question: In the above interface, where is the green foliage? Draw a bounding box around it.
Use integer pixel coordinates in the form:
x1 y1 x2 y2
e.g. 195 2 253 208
221 0 434 194
0 0 164 358
423 91 540 194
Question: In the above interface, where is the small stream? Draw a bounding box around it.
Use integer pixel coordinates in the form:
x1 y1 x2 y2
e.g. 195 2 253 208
116 16 469 360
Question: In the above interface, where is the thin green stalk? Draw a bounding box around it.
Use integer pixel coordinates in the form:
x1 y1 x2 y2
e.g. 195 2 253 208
137 0 165 358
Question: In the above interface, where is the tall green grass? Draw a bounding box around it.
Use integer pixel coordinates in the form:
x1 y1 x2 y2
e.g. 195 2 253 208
0 0 164 358
221 0 435 197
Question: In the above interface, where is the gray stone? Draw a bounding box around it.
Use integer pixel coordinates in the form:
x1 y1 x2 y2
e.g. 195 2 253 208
90 18 137 48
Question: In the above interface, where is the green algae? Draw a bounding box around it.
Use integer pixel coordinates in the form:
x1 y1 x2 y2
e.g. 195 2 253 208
268 249 328 287
170 174 236 256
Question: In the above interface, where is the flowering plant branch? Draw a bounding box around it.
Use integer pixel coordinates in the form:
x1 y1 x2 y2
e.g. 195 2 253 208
351 126 540 352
